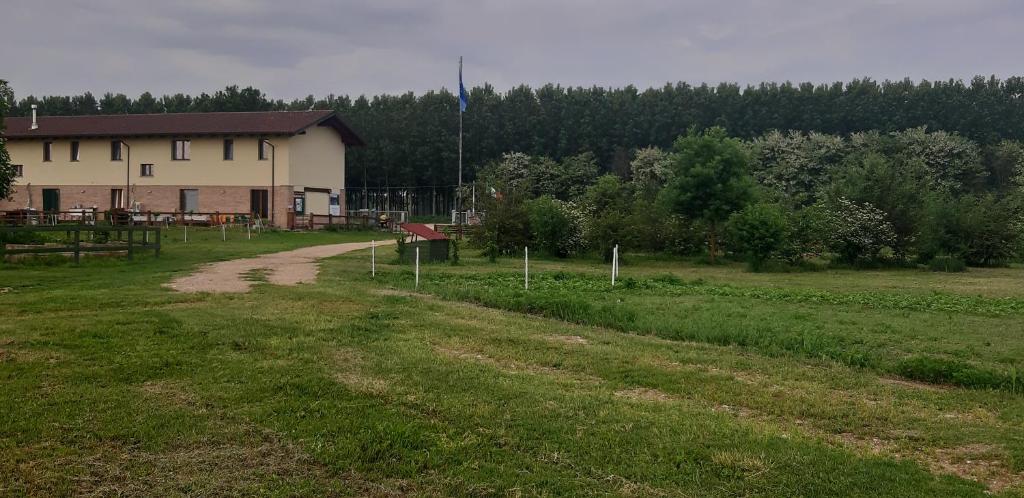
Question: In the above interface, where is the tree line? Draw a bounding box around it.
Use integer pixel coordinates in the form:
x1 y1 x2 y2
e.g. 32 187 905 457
472 126 1024 270
6 76 1024 189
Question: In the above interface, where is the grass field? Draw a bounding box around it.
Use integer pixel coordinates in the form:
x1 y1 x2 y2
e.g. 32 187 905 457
2 231 1023 496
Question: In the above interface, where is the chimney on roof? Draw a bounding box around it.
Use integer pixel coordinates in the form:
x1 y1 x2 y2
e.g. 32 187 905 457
30 104 38 130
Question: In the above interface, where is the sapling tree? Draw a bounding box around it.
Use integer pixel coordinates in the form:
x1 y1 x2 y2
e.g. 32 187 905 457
0 80 14 201
661 127 754 263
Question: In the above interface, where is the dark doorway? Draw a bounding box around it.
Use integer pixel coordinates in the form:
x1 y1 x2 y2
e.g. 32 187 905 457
179 189 199 212
42 189 60 212
110 189 124 210
250 189 269 219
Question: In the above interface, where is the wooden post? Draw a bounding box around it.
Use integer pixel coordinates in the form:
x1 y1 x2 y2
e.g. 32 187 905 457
221 224 226 242
155 227 161 257
73 226 81 264
184 224 188 244
127 225 134 260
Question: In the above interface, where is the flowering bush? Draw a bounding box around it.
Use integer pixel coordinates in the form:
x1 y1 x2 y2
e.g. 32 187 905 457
824 198 896 264
526 196 586 257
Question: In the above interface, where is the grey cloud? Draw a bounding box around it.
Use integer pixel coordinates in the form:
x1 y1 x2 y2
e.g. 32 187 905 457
1 0 1023 100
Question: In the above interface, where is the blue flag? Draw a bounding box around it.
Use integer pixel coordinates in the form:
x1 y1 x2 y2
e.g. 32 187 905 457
459 61 468 112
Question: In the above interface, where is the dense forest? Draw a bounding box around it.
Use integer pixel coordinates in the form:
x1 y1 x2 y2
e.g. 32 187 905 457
7 76 1024 190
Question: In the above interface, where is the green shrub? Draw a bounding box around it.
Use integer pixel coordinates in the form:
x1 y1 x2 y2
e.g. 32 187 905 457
928 254 966 272
394 234 407 262
725 203 789 271
449 238 460 265
525 196 585 257
822 198 896 265
918 193 1021 267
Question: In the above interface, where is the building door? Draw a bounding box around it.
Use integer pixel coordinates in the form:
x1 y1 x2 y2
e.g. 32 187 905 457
42 189 60 212
179 189 199 212
305 189 329 216
110 189 124 210
250 189 268 218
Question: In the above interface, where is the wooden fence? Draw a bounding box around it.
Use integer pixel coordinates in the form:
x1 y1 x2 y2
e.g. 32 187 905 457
0 225 161 263
1 209 258 228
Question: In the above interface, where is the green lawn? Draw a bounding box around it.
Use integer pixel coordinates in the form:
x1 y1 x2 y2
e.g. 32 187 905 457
2 234 1023 496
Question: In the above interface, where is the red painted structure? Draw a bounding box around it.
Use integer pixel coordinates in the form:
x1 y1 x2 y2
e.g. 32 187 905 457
400 223 448 241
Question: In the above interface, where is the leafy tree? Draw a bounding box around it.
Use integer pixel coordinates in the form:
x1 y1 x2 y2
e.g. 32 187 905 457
630 147 673 200
584 175 633 261
526 196 586 257
983 141 1024 193
660 127 755 262
547 152 599 201
749 130 845 207
918 193 1022 266
823 198 897 265
0 80 13 200
889 127 985 193
725 203 789 270
477 190 531 257
828 152 928 257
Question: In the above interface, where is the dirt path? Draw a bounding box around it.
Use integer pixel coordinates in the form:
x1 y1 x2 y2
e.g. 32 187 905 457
166 240 392 293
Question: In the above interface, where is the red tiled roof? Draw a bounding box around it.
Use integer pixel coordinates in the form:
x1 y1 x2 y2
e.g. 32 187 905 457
1 110 364 145
400 223 448 240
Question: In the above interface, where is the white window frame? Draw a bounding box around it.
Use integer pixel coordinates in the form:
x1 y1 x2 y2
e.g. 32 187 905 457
172 139 191 160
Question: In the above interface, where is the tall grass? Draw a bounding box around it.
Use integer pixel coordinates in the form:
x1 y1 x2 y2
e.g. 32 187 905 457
377 270 1024 394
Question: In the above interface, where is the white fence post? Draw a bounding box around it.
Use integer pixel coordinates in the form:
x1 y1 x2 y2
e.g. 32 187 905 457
247 223 251 240
616 244 619 278
612 244 618 286
415 246 420 290
221 224 226 242
371 240 376 278
184 224 188 244
525 246 529 290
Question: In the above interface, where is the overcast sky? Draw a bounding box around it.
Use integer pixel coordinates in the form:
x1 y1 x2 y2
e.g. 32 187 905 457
2 0 1022 101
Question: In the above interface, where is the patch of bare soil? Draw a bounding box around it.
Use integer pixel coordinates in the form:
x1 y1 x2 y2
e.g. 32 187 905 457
375 288 420 298
614 387 673 402
140 380 202 409
331 348 391 395
879 377 950 392
166 240 393 293
0 380 416 497
50 429 414 497
929 444 1023 494
544 335 590 345
433 344 602 384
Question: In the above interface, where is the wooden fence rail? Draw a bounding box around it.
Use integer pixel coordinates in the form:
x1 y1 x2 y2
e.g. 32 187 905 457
0 225 161 263
1 210 258 228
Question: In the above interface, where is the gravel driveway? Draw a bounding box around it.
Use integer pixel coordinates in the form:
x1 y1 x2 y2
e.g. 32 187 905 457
166 240 392 293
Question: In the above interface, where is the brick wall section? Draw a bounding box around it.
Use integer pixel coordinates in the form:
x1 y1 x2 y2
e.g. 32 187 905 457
1 184 297 227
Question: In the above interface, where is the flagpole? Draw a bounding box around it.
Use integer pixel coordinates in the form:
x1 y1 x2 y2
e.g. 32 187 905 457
458 56 464 225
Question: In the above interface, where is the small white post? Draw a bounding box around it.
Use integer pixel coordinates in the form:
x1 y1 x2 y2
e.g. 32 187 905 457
415 247 420 290
221 224 226 242
612 245 617 286
184 224 188 244
525 246 529 290
371 240 376 278
247 223 251 240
